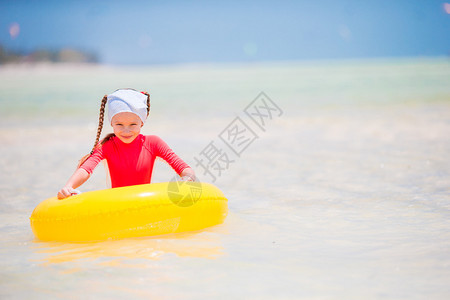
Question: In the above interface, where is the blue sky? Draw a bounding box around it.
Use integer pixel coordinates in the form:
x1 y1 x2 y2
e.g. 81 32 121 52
1 0 449 65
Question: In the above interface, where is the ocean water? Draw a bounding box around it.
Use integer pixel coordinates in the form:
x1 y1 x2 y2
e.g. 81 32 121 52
1 57 450 299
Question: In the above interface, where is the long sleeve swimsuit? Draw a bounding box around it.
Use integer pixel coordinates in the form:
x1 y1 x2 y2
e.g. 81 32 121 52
80 134 190 188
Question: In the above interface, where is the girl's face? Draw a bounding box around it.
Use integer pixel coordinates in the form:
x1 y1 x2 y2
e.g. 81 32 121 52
111 112 143 143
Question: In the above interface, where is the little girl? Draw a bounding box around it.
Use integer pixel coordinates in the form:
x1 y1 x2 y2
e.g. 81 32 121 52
57 88 196 199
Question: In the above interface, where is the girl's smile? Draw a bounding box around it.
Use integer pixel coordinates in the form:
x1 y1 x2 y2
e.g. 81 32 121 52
111 112 143 143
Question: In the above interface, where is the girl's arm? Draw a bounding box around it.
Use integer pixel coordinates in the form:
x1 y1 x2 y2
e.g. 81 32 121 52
180 167 196 181
57 168 90 199
151 136 196 182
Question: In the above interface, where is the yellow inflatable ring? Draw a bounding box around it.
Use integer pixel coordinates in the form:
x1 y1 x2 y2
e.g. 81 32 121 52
30 182 228 242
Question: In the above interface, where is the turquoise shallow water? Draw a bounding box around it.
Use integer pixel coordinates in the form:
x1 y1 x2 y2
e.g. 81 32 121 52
1 58 450 299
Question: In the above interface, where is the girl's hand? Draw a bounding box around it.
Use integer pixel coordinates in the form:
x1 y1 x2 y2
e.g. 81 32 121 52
180 167 196 182
181 175 194 182
57 168 90 199
57 187 80 200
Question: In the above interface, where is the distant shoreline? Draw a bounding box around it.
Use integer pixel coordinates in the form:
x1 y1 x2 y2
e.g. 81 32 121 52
0 46 98 65
0 55 448 72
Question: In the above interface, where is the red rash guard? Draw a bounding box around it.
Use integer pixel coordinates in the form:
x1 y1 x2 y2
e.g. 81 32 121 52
80 134 190 188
